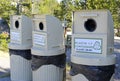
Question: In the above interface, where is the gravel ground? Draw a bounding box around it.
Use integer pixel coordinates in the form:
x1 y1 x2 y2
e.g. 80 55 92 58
0 37 120 81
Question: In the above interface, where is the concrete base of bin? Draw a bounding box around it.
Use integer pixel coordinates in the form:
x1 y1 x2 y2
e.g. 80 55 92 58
33 65 65 81
31 54 66 81
72 74 114 81
70 63 115 81
72 74 88 81
9 49 32 81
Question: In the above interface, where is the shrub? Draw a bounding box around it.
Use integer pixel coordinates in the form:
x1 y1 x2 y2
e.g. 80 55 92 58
0 32 9 51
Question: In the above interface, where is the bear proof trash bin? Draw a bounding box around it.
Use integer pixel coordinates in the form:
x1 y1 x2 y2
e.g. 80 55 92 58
9 15 32 81
31 15 66 81
70 10 116 81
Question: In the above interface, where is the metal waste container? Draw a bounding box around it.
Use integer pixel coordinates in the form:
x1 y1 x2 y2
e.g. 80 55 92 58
31 15 66 81
9 15 32 81
70 10 116 81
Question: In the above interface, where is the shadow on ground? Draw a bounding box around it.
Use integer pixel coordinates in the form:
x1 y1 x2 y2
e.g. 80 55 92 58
0 67 10 81
112 39 120 80
0 66 10 78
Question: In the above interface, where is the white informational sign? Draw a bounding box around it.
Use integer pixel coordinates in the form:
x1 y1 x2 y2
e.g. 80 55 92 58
33 34 46 46
74 38 102 54
11 31 21 43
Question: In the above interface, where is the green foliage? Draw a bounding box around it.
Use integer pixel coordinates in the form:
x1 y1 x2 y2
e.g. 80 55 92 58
0 0 31 21
33 0 59 15
86 0 120 29
0 32 9 51
0 0 16 22
1 0 120 29
54 0 74 27
54 0 120 29
21 1 32 17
